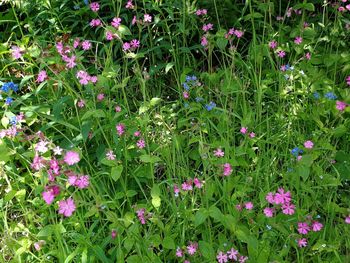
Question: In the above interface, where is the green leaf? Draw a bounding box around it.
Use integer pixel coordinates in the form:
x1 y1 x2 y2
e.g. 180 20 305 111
194 209 208 227
82 109 106 120
151 185 161 209
111 165 123 181
118 25 132 36
199 241 215 259
216 37 228 50
0 141 10 163
163 236 175 249
165 62 174 73
140 154 161 163
37 225 54 237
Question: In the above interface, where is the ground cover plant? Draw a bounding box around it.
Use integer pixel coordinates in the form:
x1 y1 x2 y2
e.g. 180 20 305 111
0 0 350 262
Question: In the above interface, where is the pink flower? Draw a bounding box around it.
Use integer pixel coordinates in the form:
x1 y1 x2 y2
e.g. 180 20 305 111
37 70 47 83
77 99 85 108
11 46 23 59
90 2 100 12
263 207 275 217
73 38 80 49
298 222 310 235
216 251 228 263
281 203 295 215
240 127 248 134
106 150 116 160
202 23 213 32
294 36 303 45
249 132 255 138
111 17 122 28
144 14 152 23
346 76 350 86
173 185 180 196
274 188 291 205
227 248 238 260
266 192 275 204
347 4 350 11
235 204 242 211
183 91 189 99
106 31 114 41
64 151 80 165
239 256 248 263
280 65 287 71
126 1 134 9
65 55 76 69
35 140 49 153
234 30 244 38
111 230 117 239
132 16 137 25
175 247 183 257
136 208 146 224
298 238 307 248
134 131 141 137
305 52 311 60
193 178 204 189
336 101 347 111
97 93 105 101
345 216 350 224
81 40 91 50
297 155 302 161
76 70 91 85
277 50 286 58
42 190 55 205
201 36 208 47
75 175 89 189
136 139 146 149
311 221 323 232
58 197 76 217
181 181 192 191
244 202 254 210
90 19 101 27
130 39 140 49
269 40 277 49
187 242 198 255
68 174 78 186
31 154 46 170
115 105 122 112
304 140 314 149
90 76 98 83
223 163 233 176
213 148 224 157
34 240 45 251
123 42 131 51
116 123 125 136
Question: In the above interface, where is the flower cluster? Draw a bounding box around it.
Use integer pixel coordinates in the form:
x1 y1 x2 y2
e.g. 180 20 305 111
1 81 19 105
76 70 97 85
264 188 295 217
136 208 151 224
216 247 248 263
175 242 199 261
296 216 324 248
173 177 205 196
122 39 140 51
239 127 255 138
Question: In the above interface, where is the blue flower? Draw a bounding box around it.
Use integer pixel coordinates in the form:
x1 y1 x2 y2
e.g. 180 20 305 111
191 75 197 81
1 82 18 92
185 75 192 82
195 97 203 102
291 147 300 157
9 116 17 125
183 83 189 91
313 92 320 99
205 101 216 111
5 97 13 105
83 0 89 5
325 92 337 100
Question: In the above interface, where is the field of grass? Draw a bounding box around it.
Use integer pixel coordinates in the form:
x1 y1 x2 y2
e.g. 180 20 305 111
0 0 350 262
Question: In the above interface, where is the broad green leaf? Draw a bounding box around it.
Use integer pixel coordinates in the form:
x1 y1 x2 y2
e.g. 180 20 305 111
163 236 175 249
111 165 123 181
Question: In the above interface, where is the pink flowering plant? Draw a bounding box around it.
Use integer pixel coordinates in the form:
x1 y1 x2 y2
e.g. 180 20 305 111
1 0 350 262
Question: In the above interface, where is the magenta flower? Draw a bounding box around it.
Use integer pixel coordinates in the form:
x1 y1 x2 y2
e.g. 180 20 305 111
297 222 310 235
269 40 277 49
249 132 255 138
81 40 91 50
294 36 303 45
345 216 350 224
11 46 23 59
73 38 80 49
132 16 137 25
115 105 121 112
186 242 198 255
64 151 80 165
193 178 204 189
116 123 125 136
126 1 134 9
37 70 47 83
68 174 77 186
311 221 323 232
42 190 55 205
277 50 286 58
181 181 193 191
274 188 291 205
213 148 224 157
106 150 116 160
266 192 275 204
175 247 183 257
75 175 90 189
123 42 131 51
240 127 248 134
223 163 233 176
234 30 244 38
97 93 105 101
336 101 347 111
111 230 117 239
136 208 146 224
281 203 295 215
202 23 213 32
304 140 314 149
227 248 238 260
77 99 85 108
305 52 311 60
201 36 208 47
134 131 141 137
239 256 249 263
263 207 275 217
130 39 140 49
58 197 76 217
297 238 308 248
90 19 101 27
183 91 189 99
143 14 152 23
90 76 98 84
106 31 114 41
90 2 100 12
136 139 146 149
216 251 228 263
65 55 76 69
173 185 180 196
244 202 254 210
346 76 350 86
111 17 122 28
